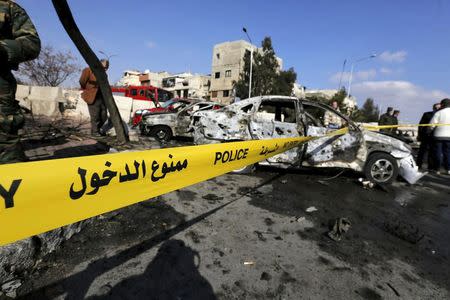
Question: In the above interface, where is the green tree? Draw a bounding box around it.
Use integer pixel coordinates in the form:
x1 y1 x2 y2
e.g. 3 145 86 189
353 98 380 122
234 37 297 99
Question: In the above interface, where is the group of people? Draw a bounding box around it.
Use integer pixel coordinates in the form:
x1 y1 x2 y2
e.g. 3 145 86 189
378 107 400 134
417 99 450 174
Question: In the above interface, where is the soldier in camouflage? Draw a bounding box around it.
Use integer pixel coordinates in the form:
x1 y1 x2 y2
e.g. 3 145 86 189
0 0 40 164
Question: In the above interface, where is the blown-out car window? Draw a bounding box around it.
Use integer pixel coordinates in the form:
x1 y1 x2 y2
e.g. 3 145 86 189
256 100 296 123
303 104 346 130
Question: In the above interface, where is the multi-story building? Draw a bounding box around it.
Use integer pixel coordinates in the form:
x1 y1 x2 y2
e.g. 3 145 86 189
115 70 141 86
161 73 210 99
210 40 283 104
139 70 171 87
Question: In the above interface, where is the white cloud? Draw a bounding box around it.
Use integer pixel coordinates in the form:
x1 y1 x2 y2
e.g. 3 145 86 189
146 41 157 49
378 50 407 63
352 81 449 122
330 69 377 84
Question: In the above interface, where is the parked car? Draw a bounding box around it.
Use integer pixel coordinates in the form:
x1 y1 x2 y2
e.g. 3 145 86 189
192 96 425 184
140 100 224 142
132 99 192 127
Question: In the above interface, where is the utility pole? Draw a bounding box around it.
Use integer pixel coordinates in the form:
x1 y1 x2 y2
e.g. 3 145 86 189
51 0 128 144
243 27 254 99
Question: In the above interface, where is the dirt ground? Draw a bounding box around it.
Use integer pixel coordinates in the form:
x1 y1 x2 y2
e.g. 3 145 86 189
12 143 450 300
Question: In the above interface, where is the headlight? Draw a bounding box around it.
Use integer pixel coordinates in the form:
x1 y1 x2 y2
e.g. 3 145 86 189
135 110 143 115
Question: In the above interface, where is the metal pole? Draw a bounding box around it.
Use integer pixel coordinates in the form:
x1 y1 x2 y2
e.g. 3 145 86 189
347 54 377 97
243 27 253 99
347 63 355 97
249 48 253 98
338 59 347 90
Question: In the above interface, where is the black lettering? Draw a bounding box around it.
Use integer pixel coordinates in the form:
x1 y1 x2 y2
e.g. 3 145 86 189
214 152 222 165
0 179 22 209
229 150 237 162
243 148 249 159
237 149 244 160
222 151 230 163
70 168 88 200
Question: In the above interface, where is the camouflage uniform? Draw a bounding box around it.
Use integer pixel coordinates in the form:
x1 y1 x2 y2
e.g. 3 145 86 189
0 0 40 163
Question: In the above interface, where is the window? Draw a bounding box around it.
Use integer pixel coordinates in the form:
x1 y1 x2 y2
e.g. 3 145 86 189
223 90 230 97
216 53 220 59
302 104 346 130
255 100 296 123
215 72 220 79
211 91 218 98
225 70 231 77
139 89 145 97
130 89 137 96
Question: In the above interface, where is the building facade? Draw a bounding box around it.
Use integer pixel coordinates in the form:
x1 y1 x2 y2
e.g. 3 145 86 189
161 73 210 99
210 40 284 104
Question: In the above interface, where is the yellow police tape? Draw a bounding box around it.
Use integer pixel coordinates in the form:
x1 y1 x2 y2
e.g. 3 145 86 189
0 123 446 246
363 123 450 130
0 136 317 246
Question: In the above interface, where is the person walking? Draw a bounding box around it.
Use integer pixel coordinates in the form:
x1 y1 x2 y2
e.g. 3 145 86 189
378 107 395 134
79 59 110 136
417 103 440 170
0 0 41 164
430 98 450 174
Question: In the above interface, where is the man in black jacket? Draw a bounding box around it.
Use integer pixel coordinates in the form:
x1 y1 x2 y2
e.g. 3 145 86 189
416 103 441 169
379 107 395 133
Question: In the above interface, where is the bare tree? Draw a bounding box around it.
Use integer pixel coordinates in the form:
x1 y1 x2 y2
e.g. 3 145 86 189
18 45 80 87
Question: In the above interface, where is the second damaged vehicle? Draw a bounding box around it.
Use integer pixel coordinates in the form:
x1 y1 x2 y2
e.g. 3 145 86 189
140 100 223 142
193 96 425 184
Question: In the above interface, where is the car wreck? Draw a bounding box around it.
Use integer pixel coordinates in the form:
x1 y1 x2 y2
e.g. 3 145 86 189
140 100 223 142
193 96 425 184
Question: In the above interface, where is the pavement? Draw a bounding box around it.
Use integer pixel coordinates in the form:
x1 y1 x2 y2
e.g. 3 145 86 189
11 141 450 300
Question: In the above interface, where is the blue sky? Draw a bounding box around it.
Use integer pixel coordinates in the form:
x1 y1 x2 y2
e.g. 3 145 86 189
17 0 450 122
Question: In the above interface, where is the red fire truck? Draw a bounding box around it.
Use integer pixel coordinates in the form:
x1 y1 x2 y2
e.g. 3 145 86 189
111 86 173 108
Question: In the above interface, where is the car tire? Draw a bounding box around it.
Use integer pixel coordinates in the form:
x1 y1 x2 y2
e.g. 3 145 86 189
232 164 255 174
151 126 173 142
140 124 152 136
364 153 399 184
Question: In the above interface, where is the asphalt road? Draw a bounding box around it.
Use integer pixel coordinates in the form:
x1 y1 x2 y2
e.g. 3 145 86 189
16 165 450 299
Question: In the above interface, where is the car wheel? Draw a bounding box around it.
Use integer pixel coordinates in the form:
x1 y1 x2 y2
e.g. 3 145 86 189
151 126 173 142
232 164 255 174
364 153 399 184
140 124 152 136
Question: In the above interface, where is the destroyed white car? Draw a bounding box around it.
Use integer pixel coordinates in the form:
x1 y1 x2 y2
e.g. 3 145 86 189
140 100 223 142
193 96 425 184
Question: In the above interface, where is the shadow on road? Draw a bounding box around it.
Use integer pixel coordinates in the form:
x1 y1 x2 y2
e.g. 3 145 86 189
90 239 216 300
22 173 284 300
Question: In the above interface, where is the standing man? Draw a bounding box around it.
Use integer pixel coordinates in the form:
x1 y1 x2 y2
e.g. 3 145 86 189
378 107 395 134
0 0 41 164
417 103 440 170
79 59 109 136
430 98 450 175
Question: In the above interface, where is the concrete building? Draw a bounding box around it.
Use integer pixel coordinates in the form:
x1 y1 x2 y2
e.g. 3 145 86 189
139 70 171 87
115 70 141 86
161 73 210 99
210 40 283 104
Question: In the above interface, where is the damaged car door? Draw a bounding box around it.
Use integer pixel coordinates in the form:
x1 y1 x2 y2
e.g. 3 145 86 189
300 102 364 169
175 103 216 137
249 98 305 165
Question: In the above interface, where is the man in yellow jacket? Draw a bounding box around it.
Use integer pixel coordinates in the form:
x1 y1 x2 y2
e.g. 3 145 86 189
79 59 109 136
